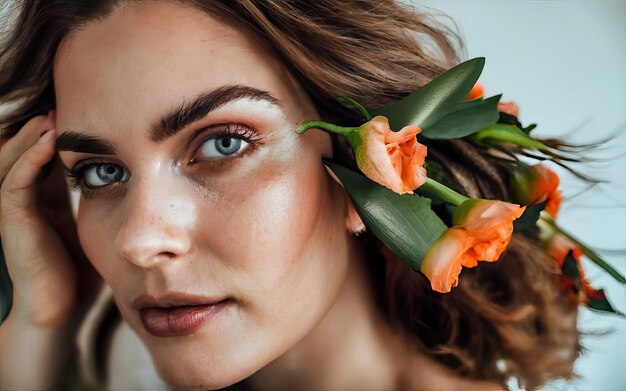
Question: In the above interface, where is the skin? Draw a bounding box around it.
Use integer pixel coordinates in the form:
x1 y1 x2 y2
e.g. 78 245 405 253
52 2 369 389
0 2 502 390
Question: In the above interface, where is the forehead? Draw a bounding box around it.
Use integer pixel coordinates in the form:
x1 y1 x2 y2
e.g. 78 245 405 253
52 1 293 133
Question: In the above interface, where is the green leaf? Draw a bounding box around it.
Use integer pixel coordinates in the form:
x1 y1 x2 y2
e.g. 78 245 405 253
325 162 448 269
421 94 501 139
498 113 536 134
561 250 581 283
560 251 625 317
522 123 537 134
513 200 547 231
371 58 485 130
587 289 626 317
498 112 522 127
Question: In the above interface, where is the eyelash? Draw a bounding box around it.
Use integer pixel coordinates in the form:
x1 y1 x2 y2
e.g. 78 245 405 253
63 123 263 198
188 123 262 166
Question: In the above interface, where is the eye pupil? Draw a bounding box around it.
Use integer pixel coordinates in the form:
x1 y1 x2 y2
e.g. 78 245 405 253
96 164 124 182
215 137 241 155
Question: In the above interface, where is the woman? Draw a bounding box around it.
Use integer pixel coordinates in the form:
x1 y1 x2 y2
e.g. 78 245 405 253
0 0 600 390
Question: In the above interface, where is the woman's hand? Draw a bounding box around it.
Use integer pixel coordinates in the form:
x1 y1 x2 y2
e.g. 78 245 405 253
0 111 80 327
0 111 102 389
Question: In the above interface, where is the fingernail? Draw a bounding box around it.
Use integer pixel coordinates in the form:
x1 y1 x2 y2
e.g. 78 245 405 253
38 129 56 143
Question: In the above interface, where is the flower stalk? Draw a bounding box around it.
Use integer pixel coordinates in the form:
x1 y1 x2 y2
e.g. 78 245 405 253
541 214 626 284
471 123 550 152
420 177 468 207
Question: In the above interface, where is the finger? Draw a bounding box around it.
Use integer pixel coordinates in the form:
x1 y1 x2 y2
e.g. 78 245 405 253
0 115 54 180
1 129 57 214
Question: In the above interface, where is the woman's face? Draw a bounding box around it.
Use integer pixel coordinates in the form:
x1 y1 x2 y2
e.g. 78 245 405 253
54 2 351 389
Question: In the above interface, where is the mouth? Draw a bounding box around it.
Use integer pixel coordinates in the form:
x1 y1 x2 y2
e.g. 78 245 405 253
134 293 234 337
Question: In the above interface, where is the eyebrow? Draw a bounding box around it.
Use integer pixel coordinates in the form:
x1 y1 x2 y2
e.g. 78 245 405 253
153 85 280 143
55 85 281 154
56 131 118 155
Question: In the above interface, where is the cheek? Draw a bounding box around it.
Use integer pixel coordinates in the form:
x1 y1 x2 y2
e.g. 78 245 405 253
192 158 348 382
206 158 346 300
197 143 349 335
76 203 125 288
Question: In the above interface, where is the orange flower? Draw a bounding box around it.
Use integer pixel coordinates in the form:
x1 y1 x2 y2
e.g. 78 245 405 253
466 83 484 100
421 199 526 292
466 83 520 117
512 164 562 218
420 227 468 292
577 266 606 306
497 101 520 117
354 116 427 194
297 115 427 194
296 115 427 194
548 233 583 268
544 189 562 218
548 233 597 305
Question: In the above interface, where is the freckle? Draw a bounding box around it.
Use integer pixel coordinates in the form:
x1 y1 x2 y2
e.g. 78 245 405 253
164 226 175 237
191 181 220 202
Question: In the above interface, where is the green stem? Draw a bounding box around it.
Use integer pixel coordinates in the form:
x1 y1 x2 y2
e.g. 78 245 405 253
295 121 358 136
541 215 626 284
472 124 551 152
421 177 468 206
335 96 372 120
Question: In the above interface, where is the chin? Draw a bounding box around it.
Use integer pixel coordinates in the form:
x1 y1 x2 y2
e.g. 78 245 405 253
153 358 248 391
144 333 270 391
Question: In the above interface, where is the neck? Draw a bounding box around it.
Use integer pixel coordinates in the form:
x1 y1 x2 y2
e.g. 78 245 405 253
245 236 404 390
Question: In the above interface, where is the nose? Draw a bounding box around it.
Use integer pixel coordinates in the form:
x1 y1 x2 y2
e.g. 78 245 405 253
115 177 195 269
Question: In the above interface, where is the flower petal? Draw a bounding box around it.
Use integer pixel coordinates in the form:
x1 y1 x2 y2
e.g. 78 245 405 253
421 227 470 293
466 83 485 100
357 116 426 194
455 199 525 263
513 164 561 217
497 101 520 117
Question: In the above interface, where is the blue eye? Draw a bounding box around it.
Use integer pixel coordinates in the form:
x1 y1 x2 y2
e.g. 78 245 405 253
197 136 250 160
82 163 130 188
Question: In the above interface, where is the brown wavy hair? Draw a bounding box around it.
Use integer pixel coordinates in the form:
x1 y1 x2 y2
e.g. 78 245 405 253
0 0 580 389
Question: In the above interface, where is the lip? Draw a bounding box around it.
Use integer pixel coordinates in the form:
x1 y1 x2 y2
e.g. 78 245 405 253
133 292 232 337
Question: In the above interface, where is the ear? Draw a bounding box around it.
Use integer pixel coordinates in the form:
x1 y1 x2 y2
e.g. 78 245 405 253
324 165 366 235
345 196 366 236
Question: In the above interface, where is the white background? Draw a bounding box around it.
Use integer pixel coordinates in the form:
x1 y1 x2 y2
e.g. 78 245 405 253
411 1 626 389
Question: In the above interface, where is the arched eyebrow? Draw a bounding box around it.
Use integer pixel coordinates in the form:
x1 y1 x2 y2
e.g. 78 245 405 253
151 85 281 143
55 84 280 154
56 131 117 154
